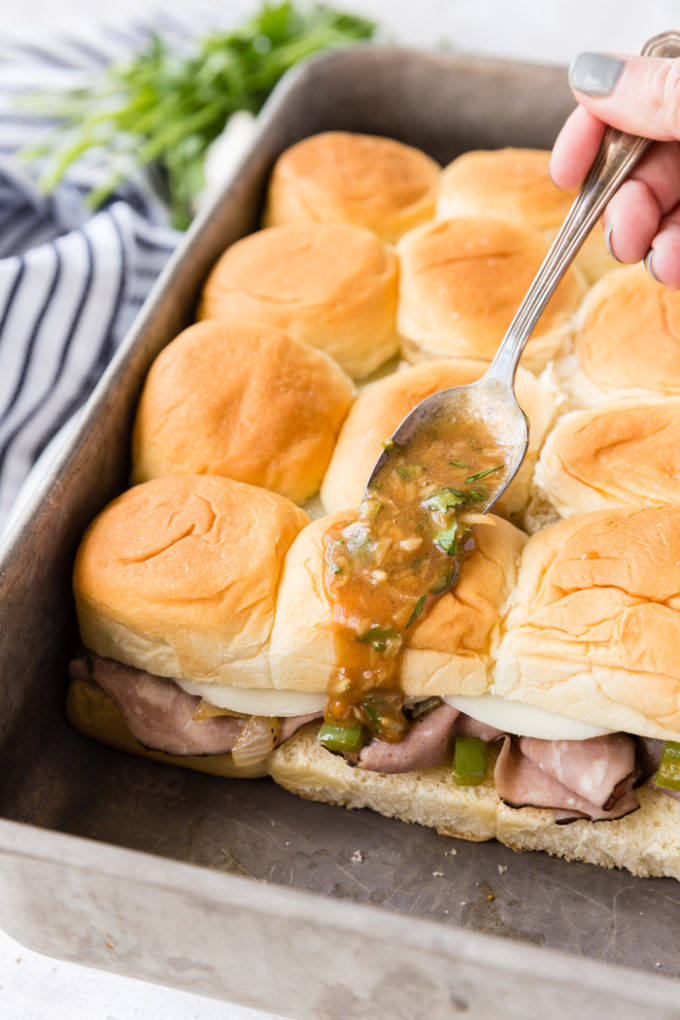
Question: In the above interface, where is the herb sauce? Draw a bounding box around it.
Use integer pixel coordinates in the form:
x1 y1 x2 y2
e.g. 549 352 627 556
322 413 510 746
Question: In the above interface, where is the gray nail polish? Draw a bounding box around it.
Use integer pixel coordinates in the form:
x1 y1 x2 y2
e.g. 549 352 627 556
645 249 661 283
604 221 621 262
569 52 625 96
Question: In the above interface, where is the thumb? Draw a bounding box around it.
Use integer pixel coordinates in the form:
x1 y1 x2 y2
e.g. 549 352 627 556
568 52 680 141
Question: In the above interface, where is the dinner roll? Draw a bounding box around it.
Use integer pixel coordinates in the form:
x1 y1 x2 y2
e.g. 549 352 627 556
320 359 559 522
532 398 680 520
198 222 399 378
263 131 440 242
131 320 355 504
555 264 680 407
73 474 309 688
270 510 526 696
437 148 615 284
495 505 680 741
397 216 586 373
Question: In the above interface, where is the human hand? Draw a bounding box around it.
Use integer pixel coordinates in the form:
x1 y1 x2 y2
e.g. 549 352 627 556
550 51 680 288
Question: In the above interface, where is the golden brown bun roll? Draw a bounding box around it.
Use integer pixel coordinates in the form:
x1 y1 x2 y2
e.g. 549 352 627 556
73 474 309 689
270 510 526 695
495 505 680 741
131 320 355 504
397 216 586 373
437 148 616 284
320 359 558 522
263 131 440 243
66 677 268 778
269 729 680 880
197 223 399 378
556 264 680 407
532 398 680 520
438 148 573 234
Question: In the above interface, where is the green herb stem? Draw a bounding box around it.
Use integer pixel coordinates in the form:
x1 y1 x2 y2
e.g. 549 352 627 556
19 1 377 228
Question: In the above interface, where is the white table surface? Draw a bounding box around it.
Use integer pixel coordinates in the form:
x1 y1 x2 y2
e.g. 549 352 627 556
2 1 679 1017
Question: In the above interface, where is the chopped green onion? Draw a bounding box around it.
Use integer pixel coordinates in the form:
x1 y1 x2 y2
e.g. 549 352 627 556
423 487 466 512
356 625 401 654
453 736 487 786
434 521 459 555
464 488 486 502
465 465 503 484
395 464 424 480
406 594 426 627
318 721 367 754
655 740 680 791
381 438 399 450
449 460 468 469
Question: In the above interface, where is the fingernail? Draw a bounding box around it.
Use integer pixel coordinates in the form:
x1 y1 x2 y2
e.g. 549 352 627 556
569 52 625 96
645 248 661 283
604 221 621 263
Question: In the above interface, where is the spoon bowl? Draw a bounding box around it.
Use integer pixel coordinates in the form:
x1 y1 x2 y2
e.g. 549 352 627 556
367 372 527 512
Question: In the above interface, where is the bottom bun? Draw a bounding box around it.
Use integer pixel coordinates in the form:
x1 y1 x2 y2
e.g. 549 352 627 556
267 730 680 880
66 677 269 779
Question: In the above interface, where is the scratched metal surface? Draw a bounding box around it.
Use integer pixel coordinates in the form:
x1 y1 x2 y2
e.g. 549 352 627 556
0 45 679 1015
5 720 680 979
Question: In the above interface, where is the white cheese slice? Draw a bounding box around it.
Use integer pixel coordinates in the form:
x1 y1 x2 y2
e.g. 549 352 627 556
443 694 613 740
174 677 326 717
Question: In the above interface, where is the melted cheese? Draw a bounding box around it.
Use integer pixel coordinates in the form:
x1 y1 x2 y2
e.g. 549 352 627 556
174 678 326 717
443 694 613 740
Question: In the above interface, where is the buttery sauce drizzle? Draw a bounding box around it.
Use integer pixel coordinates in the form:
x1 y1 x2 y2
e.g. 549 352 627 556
322 413 510 750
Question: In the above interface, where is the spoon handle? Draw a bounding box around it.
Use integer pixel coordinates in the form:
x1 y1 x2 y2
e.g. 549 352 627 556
487 28 680 385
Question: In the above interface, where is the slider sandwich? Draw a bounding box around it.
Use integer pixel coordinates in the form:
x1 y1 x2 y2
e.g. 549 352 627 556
437 147 616 284
553 263 680 408
263 130 441 243
528 397 680 530
198 221 400 379
397 215 587 373
131 319 355 504
68 474 317 777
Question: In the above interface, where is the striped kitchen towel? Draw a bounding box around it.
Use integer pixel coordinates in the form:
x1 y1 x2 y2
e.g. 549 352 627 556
0 6 249 532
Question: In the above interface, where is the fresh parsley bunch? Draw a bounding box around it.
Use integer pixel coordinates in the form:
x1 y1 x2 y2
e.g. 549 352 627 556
27 2 377 228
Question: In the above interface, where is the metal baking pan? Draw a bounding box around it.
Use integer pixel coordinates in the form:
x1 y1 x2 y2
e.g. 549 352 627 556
1 45 679 1019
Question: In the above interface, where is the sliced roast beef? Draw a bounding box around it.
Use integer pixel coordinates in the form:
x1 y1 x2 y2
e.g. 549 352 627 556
453 714 504 743
74 653 246 755
70 652 321 757
279 712 323 742
550 788 641 823
358 702 459 773
495 736 640 822
517 733 637 810
636 736 664 777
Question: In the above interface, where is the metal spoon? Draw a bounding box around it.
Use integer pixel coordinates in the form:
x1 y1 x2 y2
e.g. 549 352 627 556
366 29 680 510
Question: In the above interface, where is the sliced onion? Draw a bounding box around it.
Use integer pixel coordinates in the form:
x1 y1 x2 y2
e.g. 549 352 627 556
231 715 280 767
